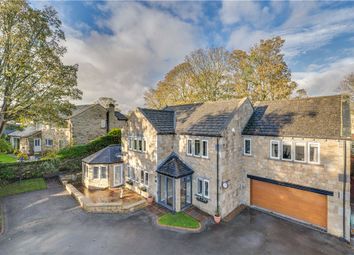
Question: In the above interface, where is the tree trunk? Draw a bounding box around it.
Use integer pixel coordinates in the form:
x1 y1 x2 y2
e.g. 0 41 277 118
0 120 5 136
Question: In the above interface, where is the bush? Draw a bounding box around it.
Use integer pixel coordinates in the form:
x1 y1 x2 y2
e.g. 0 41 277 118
0 138 12 153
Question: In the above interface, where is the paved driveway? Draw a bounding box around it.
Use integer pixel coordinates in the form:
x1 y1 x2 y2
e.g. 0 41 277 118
0 180 353 255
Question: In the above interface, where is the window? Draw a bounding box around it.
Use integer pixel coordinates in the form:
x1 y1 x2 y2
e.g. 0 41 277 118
86 165 89 178
138 138 143 151
282 142 292 160
34 139 41 147
45 139 53 147
244 138 251 155
187 139 193 155
270 140 280 159
295 143 306 162
308 143 320 164
100 119 106 128
134 138 137 150
194 140 201 156
202 140 208 158
93 167 99 179
100 166 107 179
127 166 135 180
140 170 148 185
197 177 209 198
128 137 132 150
143 139 146 152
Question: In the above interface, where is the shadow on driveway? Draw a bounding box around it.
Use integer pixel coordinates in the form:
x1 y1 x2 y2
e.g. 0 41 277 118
0 179 353 255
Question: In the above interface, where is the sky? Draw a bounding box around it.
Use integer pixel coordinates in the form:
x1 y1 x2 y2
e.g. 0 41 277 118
30 0 354 112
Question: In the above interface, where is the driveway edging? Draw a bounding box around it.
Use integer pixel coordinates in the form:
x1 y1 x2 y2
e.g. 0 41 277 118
0 202 5 236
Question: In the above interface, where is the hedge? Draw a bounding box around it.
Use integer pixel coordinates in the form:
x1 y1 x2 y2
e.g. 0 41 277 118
0 128 122 186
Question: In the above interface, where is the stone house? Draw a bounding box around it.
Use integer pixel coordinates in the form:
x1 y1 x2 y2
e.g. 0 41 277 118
121 95 351 241
9 104 127 155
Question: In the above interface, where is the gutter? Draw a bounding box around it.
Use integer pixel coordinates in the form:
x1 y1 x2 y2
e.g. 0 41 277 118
216 138 220 215
343 140 347 240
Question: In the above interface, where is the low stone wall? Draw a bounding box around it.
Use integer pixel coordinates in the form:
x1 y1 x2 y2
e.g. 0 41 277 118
60 175 147 213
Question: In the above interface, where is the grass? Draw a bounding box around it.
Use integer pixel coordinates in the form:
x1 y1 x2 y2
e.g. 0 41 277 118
0 153 16 163
158 212 200 229
0 178 47 197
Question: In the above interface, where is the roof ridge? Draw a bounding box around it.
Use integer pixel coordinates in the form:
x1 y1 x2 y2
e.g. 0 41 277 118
255 94 342 105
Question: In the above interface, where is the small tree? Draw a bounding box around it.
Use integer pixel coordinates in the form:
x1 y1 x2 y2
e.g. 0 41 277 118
338 72 354 101
0 0 82 134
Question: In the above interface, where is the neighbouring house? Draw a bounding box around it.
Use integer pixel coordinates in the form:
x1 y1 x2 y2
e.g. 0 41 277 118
112 94 350 241
8 103 127 155
82 144 123 189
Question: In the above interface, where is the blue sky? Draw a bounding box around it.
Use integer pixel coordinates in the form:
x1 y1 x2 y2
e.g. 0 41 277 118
30 1 354 112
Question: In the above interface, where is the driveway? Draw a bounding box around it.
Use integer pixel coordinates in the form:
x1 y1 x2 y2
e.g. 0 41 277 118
0 179 352 255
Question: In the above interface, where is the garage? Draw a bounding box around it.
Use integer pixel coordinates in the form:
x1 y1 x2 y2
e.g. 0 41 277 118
250 178 328 229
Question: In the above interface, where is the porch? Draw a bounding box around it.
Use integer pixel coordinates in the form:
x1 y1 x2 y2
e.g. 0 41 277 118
156 153 194 212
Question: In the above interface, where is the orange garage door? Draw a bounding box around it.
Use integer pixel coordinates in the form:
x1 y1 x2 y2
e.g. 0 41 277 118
251 179 327 228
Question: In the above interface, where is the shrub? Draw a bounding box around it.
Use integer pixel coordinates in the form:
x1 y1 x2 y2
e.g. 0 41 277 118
16 151 29 160
0 138 12 153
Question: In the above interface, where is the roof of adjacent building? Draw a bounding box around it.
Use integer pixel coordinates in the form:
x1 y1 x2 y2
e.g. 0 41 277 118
114 111 128 121
8 126 41 138
139 98 247 136
156 152 194 178
242 95 351 139
82 144 122 164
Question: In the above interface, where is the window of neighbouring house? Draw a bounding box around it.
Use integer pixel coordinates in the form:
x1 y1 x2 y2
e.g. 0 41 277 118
187 139 193 156
34 138 41 147
93 167 99 179
197 177 209 199
100 119 106 129
295 143 306 162
270 140 280 159
45 139 53 147
100 166 107 179
202 140 208 158
308 143 320 164
282 142 292 161
244 138 251 155
194 140 201 156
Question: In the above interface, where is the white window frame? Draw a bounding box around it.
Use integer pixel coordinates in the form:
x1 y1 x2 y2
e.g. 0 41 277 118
201 140 208 158
138 137 143 152
243 138 252 156
196 177 209 199
187 139 193 156
308 142 320 164
34 138 41 147
194 139 201 157
294 142 306 163
270 140 280 159
45 139 53 147
281 141 292 161
134 137 138 150
93 166 99 179
100 166 107 179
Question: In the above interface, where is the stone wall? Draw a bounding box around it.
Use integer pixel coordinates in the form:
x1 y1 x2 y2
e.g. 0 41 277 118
219 98 254 217
41 125 71 153
71 104 108 145
241 135 351 241
122 109 158 198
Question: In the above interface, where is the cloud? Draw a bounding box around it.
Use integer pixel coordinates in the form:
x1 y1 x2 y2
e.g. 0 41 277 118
60 2 202 112
293 57 354 96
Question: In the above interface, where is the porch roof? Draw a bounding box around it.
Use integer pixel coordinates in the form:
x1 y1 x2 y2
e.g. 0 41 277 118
82 144 122 164
157 152 194 178
8 126 41 138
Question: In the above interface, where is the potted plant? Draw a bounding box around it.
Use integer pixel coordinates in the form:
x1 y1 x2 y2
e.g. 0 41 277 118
147 194 154 205
214 208 221 224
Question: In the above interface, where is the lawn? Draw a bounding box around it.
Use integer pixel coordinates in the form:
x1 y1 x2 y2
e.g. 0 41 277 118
0 153 16 163
0 178 47 197
158 212 200 229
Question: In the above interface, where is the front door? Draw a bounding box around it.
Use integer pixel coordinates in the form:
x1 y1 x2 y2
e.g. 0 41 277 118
33 138 41 152
158 174 175 210
113 165 124 187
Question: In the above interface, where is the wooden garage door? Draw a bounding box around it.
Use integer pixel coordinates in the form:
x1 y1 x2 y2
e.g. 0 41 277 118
251 179 327 228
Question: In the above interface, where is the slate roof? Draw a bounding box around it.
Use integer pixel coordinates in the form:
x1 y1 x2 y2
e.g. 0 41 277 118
166 98 246 136
242 95 351 139
138 108 175 134
82 144 122 164
157 152 194 178
139 98 246 136
8 126 41 138
115 111 128 121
